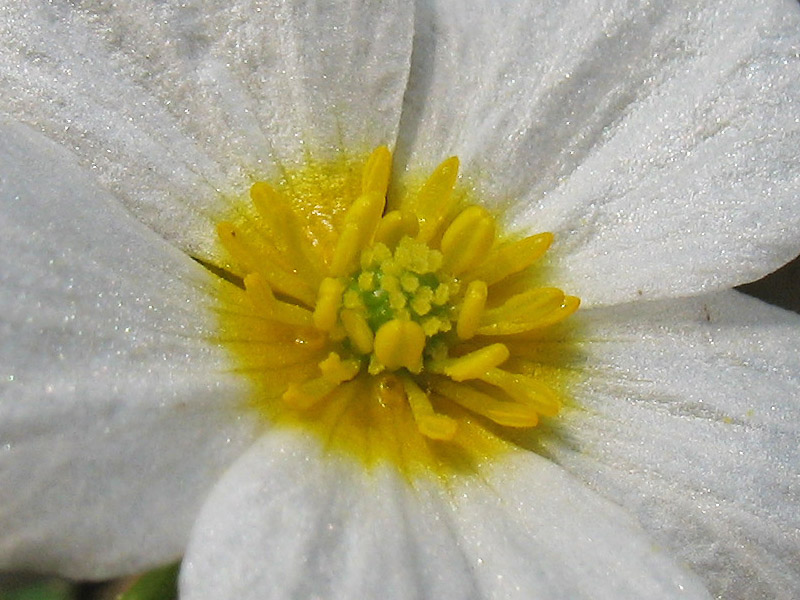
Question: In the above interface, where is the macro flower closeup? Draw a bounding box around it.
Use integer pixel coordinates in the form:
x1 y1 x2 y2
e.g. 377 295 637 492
2 0 800 599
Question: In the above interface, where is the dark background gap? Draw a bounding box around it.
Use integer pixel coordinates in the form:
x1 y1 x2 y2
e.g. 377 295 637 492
738 253 800 314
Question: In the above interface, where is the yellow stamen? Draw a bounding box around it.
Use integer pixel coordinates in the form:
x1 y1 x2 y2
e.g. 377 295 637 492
479 368 561 417
402 376 458 441
529 295 582 329
477 288 568 335
313 277 346 331
217 221 317 307
466 232 553 286
373 319 426 373
319 352 362 383
374 211 419 248
282 352 360 410
456 280 488 339
340 309 374 354
249 181 322 285
361 145 392 197
440 206 496 275
243 274 314 327
330 191 386 277
428 343 510 381
412 156 460 243
216 148 580 479
431 378 539 428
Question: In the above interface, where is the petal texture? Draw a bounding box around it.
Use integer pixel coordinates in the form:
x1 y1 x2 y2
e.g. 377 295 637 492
446 451 711 600
182 432 480 600
0 0 414 261
397 0 800 305
0 120 259 578
182 429 710 600
542 291 800 599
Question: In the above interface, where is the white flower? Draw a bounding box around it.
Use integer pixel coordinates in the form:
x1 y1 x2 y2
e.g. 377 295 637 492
1 1 799 599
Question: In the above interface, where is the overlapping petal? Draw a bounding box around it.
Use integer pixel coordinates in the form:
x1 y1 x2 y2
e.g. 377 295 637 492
0 120 260 578
395 0 800 306
0 0 414 262
541 290 800 599
181 432 478 600
182 430 710 600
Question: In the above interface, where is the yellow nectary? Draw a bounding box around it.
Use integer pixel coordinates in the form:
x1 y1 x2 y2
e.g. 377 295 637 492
215 147 579 478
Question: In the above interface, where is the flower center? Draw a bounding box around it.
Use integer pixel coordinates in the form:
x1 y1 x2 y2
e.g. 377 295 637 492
214 147 579 475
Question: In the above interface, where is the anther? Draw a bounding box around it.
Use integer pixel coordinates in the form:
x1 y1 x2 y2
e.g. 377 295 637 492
373 319 426 373
465 232 553 286
282 353 361 410
440 206 496 275
478 369 561 417
403 376 458 441
456 280 487 339
477 288 567 335
413 156 460 244
361 145 392 197
243 274 314 327
217 221 317 307
430 378 539 428
428 343 510 381
313 277 346 331
374 211 419 248
330 191 386 277
340 309 374 354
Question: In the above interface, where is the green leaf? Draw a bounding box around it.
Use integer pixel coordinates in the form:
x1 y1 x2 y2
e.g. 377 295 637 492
116 563 180 600
1 579 73 600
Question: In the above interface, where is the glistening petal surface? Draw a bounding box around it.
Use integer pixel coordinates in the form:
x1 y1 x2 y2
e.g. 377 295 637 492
181 432 479 600
542 291 800 599
0 120 259 578
396 0 800 305
181 431 710 600
0 0 414 263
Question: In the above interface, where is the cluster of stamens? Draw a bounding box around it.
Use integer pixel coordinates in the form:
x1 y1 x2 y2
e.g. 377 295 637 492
218 146 579 443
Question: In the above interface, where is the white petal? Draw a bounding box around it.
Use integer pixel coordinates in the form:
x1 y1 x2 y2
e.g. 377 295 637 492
0 120 259 578
0 0 414 261
181 431 477 600
183 428 709 600
397 0 800 305
447 455 712 600
541 290 800 599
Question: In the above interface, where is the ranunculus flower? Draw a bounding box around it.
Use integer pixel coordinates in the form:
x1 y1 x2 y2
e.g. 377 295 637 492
1 1 799 599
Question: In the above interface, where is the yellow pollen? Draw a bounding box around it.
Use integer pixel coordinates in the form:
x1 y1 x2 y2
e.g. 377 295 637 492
214 146 580 479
